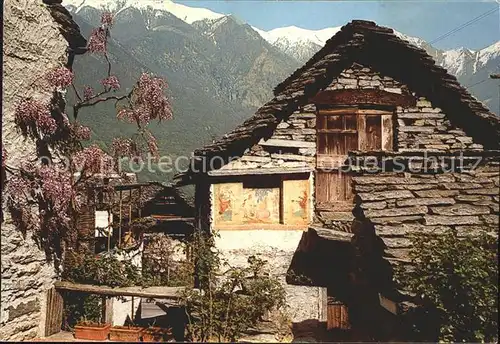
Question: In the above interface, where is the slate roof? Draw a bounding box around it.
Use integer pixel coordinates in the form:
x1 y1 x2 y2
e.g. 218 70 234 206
176 20 500 184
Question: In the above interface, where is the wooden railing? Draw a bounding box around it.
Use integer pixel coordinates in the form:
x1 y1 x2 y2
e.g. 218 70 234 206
44 282 188 337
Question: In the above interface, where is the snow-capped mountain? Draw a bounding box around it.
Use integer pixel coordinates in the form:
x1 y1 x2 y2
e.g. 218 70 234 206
64 0 225 24
62 0 499 116
252 26 341 63
254 24 499 81
64 0 499 81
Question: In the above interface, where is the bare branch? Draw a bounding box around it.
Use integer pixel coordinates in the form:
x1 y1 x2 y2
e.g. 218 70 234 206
71 82 83 103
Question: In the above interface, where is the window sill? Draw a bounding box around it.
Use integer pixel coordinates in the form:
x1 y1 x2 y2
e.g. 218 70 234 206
213 224 309 231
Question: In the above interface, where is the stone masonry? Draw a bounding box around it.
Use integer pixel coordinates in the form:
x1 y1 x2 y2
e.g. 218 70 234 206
210 61 496 323
352 161 499 263
1 1 82 340
221 62 480 172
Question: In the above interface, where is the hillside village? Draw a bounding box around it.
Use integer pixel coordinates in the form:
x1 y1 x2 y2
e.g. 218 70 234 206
1 0 499 343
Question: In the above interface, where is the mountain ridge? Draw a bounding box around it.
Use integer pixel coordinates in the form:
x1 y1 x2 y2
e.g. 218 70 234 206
61 0 499 182
63 0 499 83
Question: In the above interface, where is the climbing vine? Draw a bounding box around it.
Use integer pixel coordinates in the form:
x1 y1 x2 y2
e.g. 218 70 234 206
2 11 173 262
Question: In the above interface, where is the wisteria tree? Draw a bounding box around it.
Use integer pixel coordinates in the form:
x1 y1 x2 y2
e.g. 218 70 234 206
2 12 173 262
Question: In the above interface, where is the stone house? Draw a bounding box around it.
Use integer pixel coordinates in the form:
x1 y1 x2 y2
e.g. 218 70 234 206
1 0 86 340
175 20 499 339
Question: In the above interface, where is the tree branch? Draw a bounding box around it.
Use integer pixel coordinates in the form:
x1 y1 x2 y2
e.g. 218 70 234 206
71 82 83 103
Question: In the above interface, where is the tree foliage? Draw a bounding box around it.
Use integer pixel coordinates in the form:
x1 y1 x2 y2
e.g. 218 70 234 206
394 229 498 342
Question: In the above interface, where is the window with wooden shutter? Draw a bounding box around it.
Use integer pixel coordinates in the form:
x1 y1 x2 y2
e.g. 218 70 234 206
315 108 393 210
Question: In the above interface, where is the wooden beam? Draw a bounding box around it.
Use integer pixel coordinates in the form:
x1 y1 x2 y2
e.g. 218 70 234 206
356 109 393 115
258 138 315 148
54 281 185 299
208 167 313 177
318 108 392 116
317 129 357 134
150 215 195 222
317 108 358 115
310 89 416 107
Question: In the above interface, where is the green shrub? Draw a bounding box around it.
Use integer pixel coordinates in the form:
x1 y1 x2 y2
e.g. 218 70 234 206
62 251 142 328
394 229 498 342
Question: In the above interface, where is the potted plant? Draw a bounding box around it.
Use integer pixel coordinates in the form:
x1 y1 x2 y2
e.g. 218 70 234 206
74 321 111 341
141 326 173 342
109 324 145 342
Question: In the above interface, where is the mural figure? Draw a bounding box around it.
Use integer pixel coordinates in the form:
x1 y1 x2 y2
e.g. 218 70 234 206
292 189 308 219
217 186 233 221
242 188 279 224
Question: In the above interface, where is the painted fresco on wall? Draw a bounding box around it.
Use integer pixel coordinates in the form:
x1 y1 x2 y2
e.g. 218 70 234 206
242 188 280 224
214 183 242 225
283 179 310 225
214 179 310 228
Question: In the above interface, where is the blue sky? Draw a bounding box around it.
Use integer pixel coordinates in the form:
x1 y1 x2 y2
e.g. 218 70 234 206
177 1 500 50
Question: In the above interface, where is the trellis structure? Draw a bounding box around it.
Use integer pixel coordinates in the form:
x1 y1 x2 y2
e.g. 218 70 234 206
45 281 186 337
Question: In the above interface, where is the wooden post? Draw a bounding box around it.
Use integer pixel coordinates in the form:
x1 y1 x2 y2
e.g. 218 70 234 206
279 178 284 225
138 186 142 218
45 288 64 336
128 189 132 246
107 211 111 252
101 296 106 323
131 296 135 322
357 114 367 151
104 297 113 325
119 190 123 247
381 114 394 151
129 189 132 225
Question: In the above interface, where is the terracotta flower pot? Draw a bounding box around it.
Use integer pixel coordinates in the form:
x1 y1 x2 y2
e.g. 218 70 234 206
74 322 111 341
141 327 173 342
109 325 144 342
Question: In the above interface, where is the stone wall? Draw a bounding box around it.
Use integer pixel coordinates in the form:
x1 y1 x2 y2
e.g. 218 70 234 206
1 1 79 340
220 108 317 171
215 230 327 324
352 161 499 263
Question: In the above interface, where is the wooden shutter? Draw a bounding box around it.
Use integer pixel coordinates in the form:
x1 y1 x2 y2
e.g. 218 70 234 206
316 108 357 210
316 171 353 211
315 108 393 210
327 298 351 330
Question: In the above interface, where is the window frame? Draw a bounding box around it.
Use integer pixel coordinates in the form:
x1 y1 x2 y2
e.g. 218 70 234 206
316 107 394 170
315 106 394 210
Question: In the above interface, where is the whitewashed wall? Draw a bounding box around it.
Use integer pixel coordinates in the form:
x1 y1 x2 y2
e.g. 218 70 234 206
209 172 326 323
